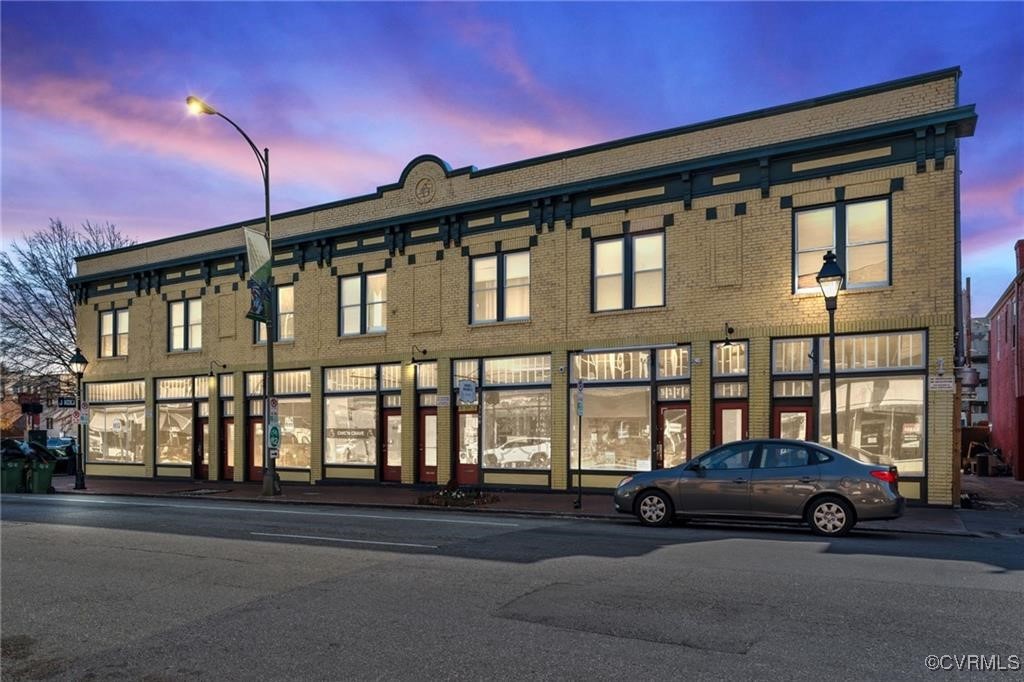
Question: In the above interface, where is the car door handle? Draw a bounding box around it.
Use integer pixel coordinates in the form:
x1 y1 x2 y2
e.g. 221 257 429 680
733 477 747 484
798 477 814 483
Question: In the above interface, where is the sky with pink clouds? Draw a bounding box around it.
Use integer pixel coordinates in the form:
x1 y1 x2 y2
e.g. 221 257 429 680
2 1 1021 314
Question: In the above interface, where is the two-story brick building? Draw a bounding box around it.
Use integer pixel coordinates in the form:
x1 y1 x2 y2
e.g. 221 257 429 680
71 67 976 504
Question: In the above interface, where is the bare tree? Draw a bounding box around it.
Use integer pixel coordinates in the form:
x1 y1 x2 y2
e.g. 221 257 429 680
0 219 136 375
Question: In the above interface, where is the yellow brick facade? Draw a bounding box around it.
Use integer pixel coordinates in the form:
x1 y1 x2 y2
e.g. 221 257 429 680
73 70 974 505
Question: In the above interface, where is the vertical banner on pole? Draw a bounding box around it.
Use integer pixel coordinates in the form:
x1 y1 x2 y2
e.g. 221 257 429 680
574 380 584 509
244 227 272 323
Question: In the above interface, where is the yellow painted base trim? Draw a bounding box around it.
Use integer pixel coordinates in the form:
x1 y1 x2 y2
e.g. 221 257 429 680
571 473 628 489
323 467 376 481
276 469 311 483
156 465 191 478
484 471 549 486
899 481 921 500
85 463 147 477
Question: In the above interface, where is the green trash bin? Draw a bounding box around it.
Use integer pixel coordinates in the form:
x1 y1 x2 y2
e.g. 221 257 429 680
2 458 27 493
26 459 56 494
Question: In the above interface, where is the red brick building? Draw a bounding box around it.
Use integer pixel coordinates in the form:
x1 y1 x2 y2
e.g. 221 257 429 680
987 240 1024 479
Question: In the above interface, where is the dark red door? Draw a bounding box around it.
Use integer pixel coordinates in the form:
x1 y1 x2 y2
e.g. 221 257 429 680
657 404 690 468
455 411 480 486
220 417 235 481
248 418 264 482
714 401 748 446
381 409 402 482
772 406 814 441
195 417 209 479
418 408 437 484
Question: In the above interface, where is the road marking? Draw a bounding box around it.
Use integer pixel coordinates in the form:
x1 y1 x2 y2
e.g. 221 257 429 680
10 495 520 527
251 531 438 549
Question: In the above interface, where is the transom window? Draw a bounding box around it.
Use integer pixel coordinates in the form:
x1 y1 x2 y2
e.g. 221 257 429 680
592 232 664 312
712 341 748 377
340 272 387 336
256 285 294 343
99 309 129 358
471 251 530 323
169 299 202 351
794 198 890 292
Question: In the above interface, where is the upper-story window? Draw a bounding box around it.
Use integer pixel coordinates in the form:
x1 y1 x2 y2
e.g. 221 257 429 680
99 309 129 358
256 284 295 343
471 251 530 323
168 299 202 351
340 272 387 336
794 198 889 293
592 232 664 312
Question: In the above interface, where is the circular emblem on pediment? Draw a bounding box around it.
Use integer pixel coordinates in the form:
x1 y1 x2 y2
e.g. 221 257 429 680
414 177 436 204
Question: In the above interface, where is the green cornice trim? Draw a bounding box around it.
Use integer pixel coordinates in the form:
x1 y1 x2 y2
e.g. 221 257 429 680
72 104 975 285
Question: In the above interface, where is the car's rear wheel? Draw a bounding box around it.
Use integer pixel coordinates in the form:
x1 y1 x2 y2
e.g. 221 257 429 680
807 496 854 536
635 490 673 527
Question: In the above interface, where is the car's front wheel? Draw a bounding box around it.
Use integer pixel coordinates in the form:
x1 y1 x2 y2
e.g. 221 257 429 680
635 490 673 527
807 496 855 536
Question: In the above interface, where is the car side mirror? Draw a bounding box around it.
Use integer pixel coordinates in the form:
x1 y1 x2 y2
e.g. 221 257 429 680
688 462 706 476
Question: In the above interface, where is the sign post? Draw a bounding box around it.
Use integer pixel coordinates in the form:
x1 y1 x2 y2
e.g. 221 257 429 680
574 380 584 510
268 396 280 460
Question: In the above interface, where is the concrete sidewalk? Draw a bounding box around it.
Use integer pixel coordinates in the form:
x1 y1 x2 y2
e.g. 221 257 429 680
39 475 1024 538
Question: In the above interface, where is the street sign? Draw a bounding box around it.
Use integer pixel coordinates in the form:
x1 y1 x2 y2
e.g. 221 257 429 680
268 447 279 460
58 396 77 408
458 380 477 404
268 424 281 449
269 397 279 418
78 408 89 425
575 380 585 416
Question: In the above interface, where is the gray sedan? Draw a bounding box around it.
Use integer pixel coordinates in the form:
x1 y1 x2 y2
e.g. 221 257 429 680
613 439 904 536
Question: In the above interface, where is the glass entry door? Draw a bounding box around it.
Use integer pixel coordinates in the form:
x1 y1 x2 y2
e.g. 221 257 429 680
418 408 437 484
195 417 209 480
657 404 689 468
381 409 402 482
248 418 264 482
773 406 813 441
220 418 234 480
456 412 480 486
714 401 748 446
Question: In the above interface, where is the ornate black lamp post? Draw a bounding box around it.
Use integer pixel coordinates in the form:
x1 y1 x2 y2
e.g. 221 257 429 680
816 251 845 449
69 347 88 490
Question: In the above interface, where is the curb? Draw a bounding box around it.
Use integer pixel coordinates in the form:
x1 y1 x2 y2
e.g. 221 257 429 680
51 489 624 522
46 489 999 537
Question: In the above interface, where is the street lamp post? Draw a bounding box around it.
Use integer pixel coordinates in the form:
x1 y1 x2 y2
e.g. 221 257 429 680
186 95 279 496
69 347 88 490
816 251 845 450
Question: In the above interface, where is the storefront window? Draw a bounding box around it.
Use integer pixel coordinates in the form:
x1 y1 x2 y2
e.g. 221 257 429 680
157 402 193 464
773 338 813 374
712 342 748 377
656 346 690 379
819 376 925 475
324 396 377 465
821 331 924 372
573 350 649 382
416 362 438 390
484 355 550 385
481 389 550 469
325 366 377 393
570 386 651 471
278 398 312 468
87 405 146 463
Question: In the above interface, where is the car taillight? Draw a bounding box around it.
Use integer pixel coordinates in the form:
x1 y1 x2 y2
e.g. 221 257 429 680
870 469 898 484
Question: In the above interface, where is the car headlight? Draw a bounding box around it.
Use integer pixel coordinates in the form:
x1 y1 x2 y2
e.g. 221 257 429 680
617 476 634 488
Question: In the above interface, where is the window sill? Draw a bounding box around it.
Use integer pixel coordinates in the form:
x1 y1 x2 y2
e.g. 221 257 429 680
95 355 128 362
338 332 387 340
166 349 201 355
468 319 531 330
793 284 893 299
255 340 295 346
590 306 667 318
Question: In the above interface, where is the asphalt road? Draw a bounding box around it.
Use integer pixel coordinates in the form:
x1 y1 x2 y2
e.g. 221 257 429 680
2 495 1022 681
